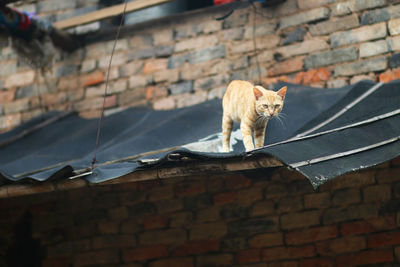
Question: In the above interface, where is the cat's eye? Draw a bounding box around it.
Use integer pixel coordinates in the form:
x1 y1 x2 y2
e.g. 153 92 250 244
274 104 281 109
262 104 269 109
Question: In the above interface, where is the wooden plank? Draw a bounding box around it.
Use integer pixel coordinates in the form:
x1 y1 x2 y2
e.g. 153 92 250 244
53 0 173 29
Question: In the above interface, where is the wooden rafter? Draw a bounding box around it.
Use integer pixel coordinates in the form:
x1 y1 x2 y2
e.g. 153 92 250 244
53 0 173 30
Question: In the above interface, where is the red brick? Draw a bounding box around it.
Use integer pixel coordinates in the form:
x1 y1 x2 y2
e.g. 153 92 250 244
149 257 194 267
341 215 396 236
332 188 361 206
300 258 334 267
262 245 315 261
123 245 169 261
248 232 283 248
286 225 338 245
92 235 136 249
196 253 233 266
139 229 186 245
316 236 366 255
75 250 119 266
98 220 119 234
145 85 167 101
142 215 168 230
42 257 72 267
262 75 290 86
336 249 393 267
363 184 391 202
280 210 320 230
0 89 15 104
269 261 298 267
225 175 251 190
190 222 227 240
320 170 376 191
379 68 400 83
236 249 261 264
304 192 330 209
368 231 400 248
213 191 237 205
142 59 168 74
172 240 220 256
175 182 206 197
81 71 104 87
268 57 304 76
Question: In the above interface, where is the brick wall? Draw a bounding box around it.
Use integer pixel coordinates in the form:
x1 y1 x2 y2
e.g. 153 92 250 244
2 0 400 131
0 158 400 266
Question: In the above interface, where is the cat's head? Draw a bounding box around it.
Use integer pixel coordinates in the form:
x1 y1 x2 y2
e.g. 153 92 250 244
253 86 287 118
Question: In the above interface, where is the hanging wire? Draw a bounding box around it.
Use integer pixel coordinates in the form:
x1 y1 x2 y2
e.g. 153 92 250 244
91 0 129 170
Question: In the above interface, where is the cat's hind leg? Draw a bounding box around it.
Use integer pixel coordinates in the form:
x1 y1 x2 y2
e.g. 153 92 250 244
222 113 233 152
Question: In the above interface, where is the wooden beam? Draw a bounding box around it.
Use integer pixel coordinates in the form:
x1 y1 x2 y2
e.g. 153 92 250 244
53 0 173 30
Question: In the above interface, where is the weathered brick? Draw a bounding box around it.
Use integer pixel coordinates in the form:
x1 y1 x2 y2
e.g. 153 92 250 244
363 184 391 202
304 192 331 209
281 27 306 45
304 47 358 69
81 71 104 87
230 35 280 55
332 188 361 206
142 59 168 74
361 8 390 25
236 249 261 264
275 39 329 58
140 228 186 245
360 40 390 58
279 7 330 29
340 215 397 236
323 204 378 224
4 71 35 88
248 232 283 248
316 236 366 255
0 89 15 104
321 170 376 191
277 196 303 213
190 222 227 240
244 22 277 39
172 240 220 256
98 53 127 68
286 225 338 245
298 0 338 9
194 74 229 91
262 245 316 261
74 250 118 267
155 45 174 58
335 249 393 267
0 61 17 76
309 14 359 36
196 254 233 267
196 207 220 223
268 57 304 76
334 57 387 76
92 235 136 249
213 191 237 205
251 200 275 216
300 258 334 267
281 210 320 230
154 69 179 83
332 0 387 16
389 18 400 36
228 216 279 234
220 206 249 220
38 0 76 12
175 35 218 53
123 245 168 261
4 98 30 114
189 45 226 64
222 12 248 29
153 97 176 110
350 74 375 84
368 231 400 248
150 258 194 267
175 181 206 197
330 23 387 48
152 29 173 46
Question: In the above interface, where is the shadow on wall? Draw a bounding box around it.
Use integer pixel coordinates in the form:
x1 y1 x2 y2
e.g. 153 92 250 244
6 211 41 267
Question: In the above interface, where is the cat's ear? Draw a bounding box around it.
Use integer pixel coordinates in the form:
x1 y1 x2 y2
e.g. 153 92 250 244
253 87 263 100
277 86 287 100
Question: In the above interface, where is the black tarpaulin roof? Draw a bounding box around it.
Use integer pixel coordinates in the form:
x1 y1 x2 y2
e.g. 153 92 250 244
0 80 399 188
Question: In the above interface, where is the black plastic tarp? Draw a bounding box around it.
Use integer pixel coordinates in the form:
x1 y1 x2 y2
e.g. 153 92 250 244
0 80 399 187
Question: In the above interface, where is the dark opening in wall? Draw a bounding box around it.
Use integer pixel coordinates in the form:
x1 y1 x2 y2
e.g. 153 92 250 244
6 211 41 267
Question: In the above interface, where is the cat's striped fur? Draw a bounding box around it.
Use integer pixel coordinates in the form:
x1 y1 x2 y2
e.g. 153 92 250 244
222 80 287 152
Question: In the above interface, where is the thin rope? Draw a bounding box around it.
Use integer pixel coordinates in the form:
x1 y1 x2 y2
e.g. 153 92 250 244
91 0 129 170
251 2 262 85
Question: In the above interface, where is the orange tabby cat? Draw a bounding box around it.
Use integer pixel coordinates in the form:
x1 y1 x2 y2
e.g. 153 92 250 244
222 80 287 152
